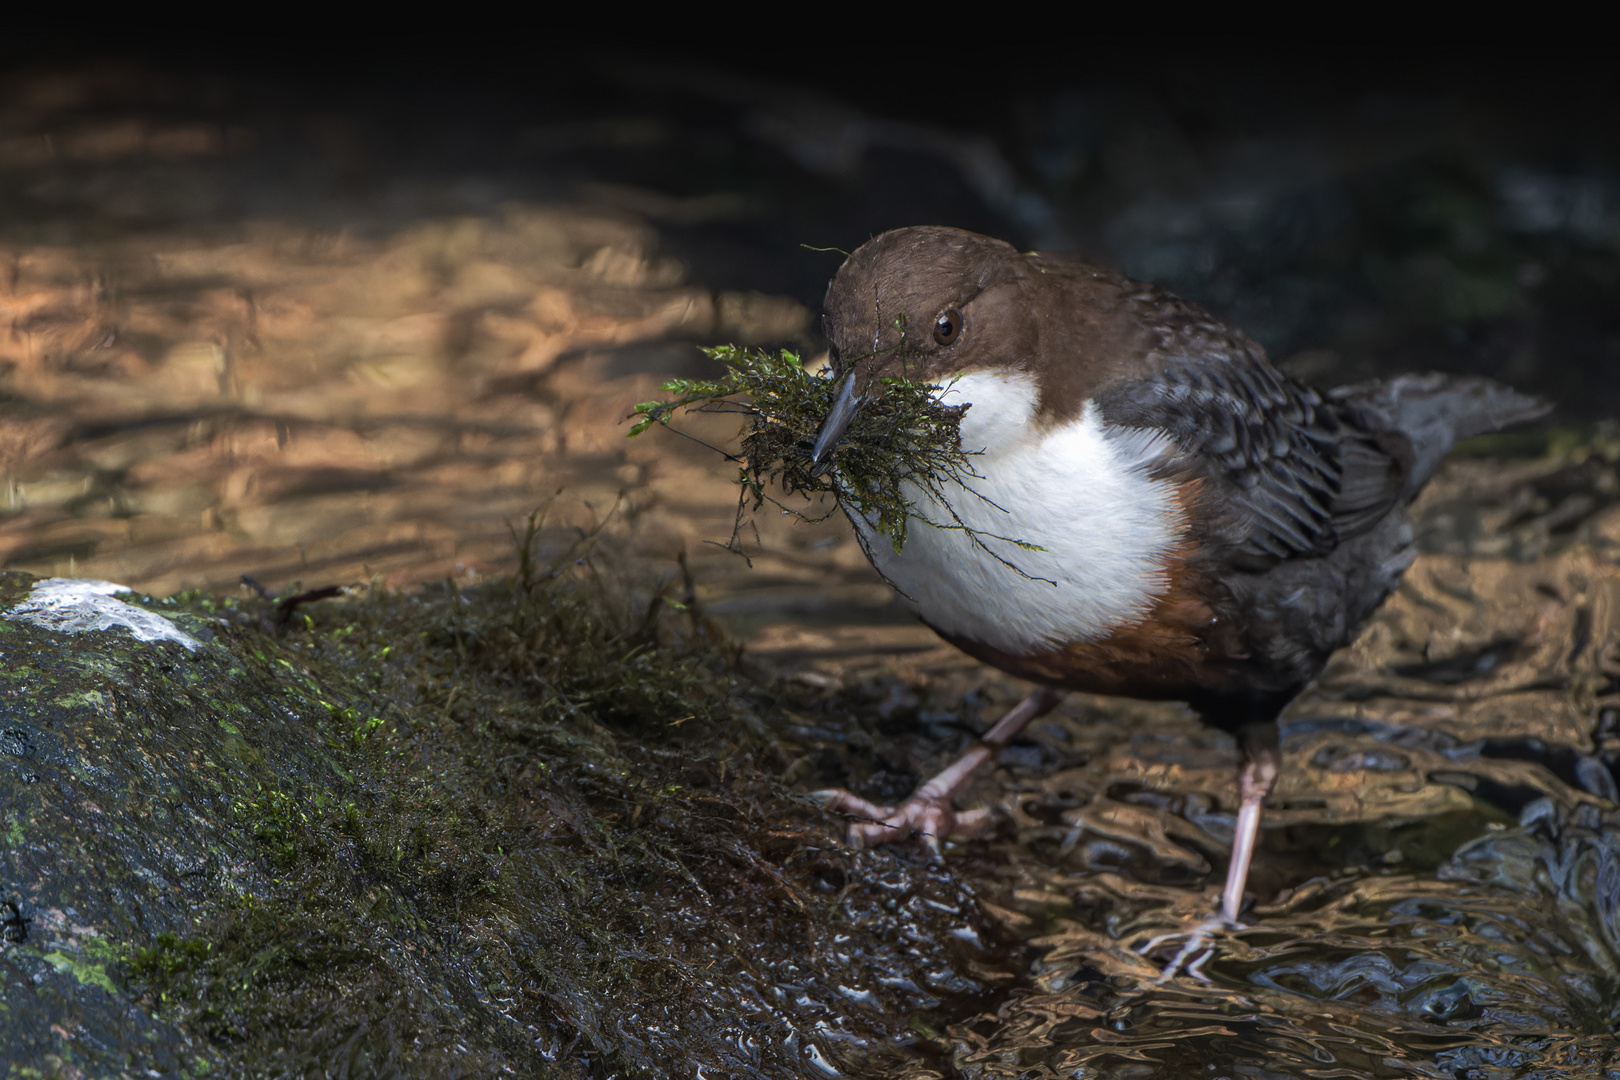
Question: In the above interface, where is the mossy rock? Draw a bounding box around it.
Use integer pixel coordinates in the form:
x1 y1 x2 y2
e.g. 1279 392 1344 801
0 571 320 1076
0 569 1000 1079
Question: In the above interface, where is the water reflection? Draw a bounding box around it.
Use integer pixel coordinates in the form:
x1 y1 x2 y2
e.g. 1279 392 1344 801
962 798 1620 1078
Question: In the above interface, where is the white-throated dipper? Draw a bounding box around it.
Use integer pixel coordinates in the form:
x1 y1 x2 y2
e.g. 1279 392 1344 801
811 226 1548 935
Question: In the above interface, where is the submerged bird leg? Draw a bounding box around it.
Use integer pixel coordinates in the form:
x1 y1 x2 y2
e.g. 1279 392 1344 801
816 686 1066 853
1142 722 1280 981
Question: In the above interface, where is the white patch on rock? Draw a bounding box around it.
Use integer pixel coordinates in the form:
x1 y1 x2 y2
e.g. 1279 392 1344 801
6 578 203 651
853 370 1183 656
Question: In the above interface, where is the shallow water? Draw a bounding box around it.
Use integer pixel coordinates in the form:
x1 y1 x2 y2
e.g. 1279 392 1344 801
955 800 1620 1078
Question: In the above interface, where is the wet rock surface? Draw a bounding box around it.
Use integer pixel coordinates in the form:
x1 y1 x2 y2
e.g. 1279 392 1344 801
0 566 1028 1077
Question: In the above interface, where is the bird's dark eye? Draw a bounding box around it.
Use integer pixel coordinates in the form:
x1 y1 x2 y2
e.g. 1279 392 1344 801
933 309 962 345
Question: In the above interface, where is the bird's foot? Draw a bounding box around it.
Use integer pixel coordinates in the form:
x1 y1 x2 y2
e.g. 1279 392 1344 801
1130 736 1275 983
1134 913 1244 990
808 688 1065 855
812 788 991 854
1135 911 1243 984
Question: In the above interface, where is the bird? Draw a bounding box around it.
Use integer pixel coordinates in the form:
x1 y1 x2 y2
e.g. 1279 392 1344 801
809 225 1548 942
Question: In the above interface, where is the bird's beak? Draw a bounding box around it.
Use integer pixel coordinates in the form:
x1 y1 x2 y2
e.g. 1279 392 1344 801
811 372 863 467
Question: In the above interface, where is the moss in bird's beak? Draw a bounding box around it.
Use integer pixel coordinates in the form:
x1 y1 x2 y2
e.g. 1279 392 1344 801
629 345 1044 570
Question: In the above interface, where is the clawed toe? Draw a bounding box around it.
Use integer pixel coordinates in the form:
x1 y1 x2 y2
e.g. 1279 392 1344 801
1137 913 1241 984
808 688 1063 853
813 787 988 852
810 788 893 822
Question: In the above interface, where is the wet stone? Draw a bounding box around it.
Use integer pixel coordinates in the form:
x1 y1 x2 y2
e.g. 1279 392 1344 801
0 568 1018 1078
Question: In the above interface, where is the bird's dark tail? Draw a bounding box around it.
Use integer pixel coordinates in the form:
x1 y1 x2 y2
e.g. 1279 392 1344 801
1329 373 1553 498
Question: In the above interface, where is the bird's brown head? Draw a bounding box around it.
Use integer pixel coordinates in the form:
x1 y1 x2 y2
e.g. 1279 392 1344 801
812 227 1042 463
821 226 1037 389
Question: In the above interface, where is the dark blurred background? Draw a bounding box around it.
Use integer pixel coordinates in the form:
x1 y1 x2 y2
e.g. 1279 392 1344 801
1 36 1616 597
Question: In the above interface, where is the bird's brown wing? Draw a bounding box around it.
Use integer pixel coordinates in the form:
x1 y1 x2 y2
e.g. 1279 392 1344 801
1092 315 1401 570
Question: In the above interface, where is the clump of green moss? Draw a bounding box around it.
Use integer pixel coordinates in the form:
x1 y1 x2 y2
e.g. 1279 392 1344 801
630 345 988 555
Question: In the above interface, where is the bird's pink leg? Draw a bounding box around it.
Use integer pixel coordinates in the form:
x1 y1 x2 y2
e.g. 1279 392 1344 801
1144 740 1279 981
1221 748 1278 922
815 686 1066 852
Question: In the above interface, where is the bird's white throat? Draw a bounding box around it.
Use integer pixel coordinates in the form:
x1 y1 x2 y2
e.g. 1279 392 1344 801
853 370 1184 656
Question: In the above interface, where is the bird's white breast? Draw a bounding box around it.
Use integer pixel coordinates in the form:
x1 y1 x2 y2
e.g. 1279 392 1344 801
852 370 1184 656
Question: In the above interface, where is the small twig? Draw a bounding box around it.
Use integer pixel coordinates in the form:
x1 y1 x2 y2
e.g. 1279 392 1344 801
511 494 560 593
242 573 348 626
275 586 346 627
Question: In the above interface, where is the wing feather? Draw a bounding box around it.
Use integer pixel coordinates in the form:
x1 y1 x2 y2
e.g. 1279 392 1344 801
1093 301 1401 568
